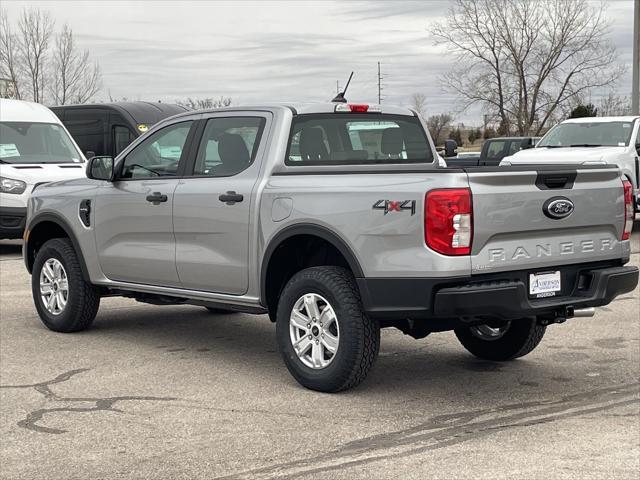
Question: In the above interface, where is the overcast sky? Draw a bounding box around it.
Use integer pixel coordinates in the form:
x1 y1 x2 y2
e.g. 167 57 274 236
3 0 635 124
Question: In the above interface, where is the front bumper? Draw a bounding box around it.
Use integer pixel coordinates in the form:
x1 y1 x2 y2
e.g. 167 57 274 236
358 261 639 321
0 206 27 239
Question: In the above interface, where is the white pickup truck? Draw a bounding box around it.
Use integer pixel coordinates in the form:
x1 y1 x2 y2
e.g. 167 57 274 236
502 116 640 211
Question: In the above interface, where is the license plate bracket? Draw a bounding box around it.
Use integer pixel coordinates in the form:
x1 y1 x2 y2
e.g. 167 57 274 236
529 270 561 298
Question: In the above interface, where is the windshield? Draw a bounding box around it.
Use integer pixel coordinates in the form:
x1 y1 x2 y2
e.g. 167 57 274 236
286 114 433 165
537 121 635 148
0 122 82 164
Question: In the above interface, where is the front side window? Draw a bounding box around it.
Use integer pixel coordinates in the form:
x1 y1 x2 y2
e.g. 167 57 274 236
0 122 82 164
286 114 433 165
192 117 265 176
538 121 635 148
120 121 193 179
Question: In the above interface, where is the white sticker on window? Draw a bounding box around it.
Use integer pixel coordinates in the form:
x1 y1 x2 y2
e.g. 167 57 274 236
622 123 631 128
0 144 20 157
618 142 626 147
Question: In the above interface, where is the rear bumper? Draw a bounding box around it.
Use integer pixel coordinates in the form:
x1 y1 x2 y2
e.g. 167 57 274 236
358 262 638 321
0 206 27 239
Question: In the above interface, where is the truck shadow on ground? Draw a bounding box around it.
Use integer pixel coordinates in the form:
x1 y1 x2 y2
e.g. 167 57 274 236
87 304 624 396
0 241 22 258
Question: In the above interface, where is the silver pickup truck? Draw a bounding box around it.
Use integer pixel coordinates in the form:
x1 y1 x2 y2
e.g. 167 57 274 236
23 102 638 392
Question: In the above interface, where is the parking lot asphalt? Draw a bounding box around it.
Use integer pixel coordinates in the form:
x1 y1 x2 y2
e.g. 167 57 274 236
0 227 639 480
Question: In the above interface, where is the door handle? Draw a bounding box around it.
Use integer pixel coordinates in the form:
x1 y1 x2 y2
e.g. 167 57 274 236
146 192 168 204
219 191 244 205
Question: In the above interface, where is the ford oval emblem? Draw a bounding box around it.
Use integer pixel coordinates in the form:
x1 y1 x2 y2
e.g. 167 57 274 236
543 197 574 219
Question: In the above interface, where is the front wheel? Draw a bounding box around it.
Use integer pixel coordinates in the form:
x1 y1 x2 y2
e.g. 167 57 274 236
276 266 380 392
32 238 100 333
454 318 546 361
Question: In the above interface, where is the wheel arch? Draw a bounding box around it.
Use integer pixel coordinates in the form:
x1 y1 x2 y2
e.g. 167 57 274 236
260 223 364 314
25 213 90 282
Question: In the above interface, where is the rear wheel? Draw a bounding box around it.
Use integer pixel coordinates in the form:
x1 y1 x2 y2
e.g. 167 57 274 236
276 266 379 392
454 318 546 361
31 238 100 333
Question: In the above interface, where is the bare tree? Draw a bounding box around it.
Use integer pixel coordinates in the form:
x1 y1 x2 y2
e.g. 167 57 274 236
177 97 232 110
0 10 22 99
409 92 427 118
426 113 453 145
17 8 54 103
50 24 101 104
432 0 624 136
598 92 632 116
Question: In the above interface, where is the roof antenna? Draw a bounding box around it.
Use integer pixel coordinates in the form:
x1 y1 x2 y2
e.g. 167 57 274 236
331 72 353 103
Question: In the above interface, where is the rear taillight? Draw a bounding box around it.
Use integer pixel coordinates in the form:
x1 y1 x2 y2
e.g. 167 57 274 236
425 188 473 255
622 179 634 240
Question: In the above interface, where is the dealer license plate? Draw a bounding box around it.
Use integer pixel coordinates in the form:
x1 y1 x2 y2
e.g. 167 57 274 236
529 271 561 298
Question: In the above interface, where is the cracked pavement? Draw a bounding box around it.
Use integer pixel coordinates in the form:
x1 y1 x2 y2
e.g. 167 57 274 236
1 226 639 479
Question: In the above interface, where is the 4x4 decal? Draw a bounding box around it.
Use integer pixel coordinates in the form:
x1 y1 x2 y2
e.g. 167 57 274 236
372 200 416 215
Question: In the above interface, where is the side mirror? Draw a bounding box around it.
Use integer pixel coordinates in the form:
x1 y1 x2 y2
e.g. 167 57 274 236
85 151 96 160
87 156 114 181
444 139 458 158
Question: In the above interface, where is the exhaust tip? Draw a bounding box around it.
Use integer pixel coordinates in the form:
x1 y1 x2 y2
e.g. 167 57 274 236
572 307 596 318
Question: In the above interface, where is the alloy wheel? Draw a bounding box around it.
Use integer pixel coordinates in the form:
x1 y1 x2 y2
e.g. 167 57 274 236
289 293 340 369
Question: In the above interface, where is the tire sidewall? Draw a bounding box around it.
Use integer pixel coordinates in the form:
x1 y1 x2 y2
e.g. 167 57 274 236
32 241 80 331
276 270 360 390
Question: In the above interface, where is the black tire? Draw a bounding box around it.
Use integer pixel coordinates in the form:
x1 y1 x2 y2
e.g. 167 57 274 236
454 318 546 361
31 238 100 333
204 307 236 314
276 266 380 392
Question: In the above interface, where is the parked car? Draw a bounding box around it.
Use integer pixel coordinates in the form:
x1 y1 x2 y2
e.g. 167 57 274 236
51 101 188 159
22 102 638 392
445 137 539 167
0 99 87 239
501 117 639 211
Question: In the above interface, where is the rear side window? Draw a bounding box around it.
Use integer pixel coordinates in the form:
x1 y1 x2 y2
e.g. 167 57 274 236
286 114 433 165
192 117 265 177
486 141 506 159
507 141 522 155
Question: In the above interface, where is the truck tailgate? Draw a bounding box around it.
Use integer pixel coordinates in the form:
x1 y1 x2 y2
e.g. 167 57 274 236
467 166 627 275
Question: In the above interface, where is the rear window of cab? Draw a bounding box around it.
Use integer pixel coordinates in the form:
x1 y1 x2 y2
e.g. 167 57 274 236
285 114 433 165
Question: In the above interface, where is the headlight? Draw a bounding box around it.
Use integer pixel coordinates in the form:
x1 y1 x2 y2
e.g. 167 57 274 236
0 176 27 194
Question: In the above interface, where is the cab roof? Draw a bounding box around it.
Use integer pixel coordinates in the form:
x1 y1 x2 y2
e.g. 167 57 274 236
0 99 62 124
169 102 417 119
562 116 639 123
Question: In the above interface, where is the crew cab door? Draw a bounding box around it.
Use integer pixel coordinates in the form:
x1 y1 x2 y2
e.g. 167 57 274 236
94 120 196 286
173 113 270 294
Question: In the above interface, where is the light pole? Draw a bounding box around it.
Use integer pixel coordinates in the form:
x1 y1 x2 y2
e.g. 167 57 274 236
633 0 639 114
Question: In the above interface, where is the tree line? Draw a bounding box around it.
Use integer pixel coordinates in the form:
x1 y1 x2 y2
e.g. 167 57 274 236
0 8 101 105
413 0 631 143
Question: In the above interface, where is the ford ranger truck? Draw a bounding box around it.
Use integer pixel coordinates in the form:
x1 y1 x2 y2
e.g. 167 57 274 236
22 103 639 392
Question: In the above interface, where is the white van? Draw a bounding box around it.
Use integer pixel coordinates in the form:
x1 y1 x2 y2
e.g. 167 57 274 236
501 116 640 211
0 99 87 239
